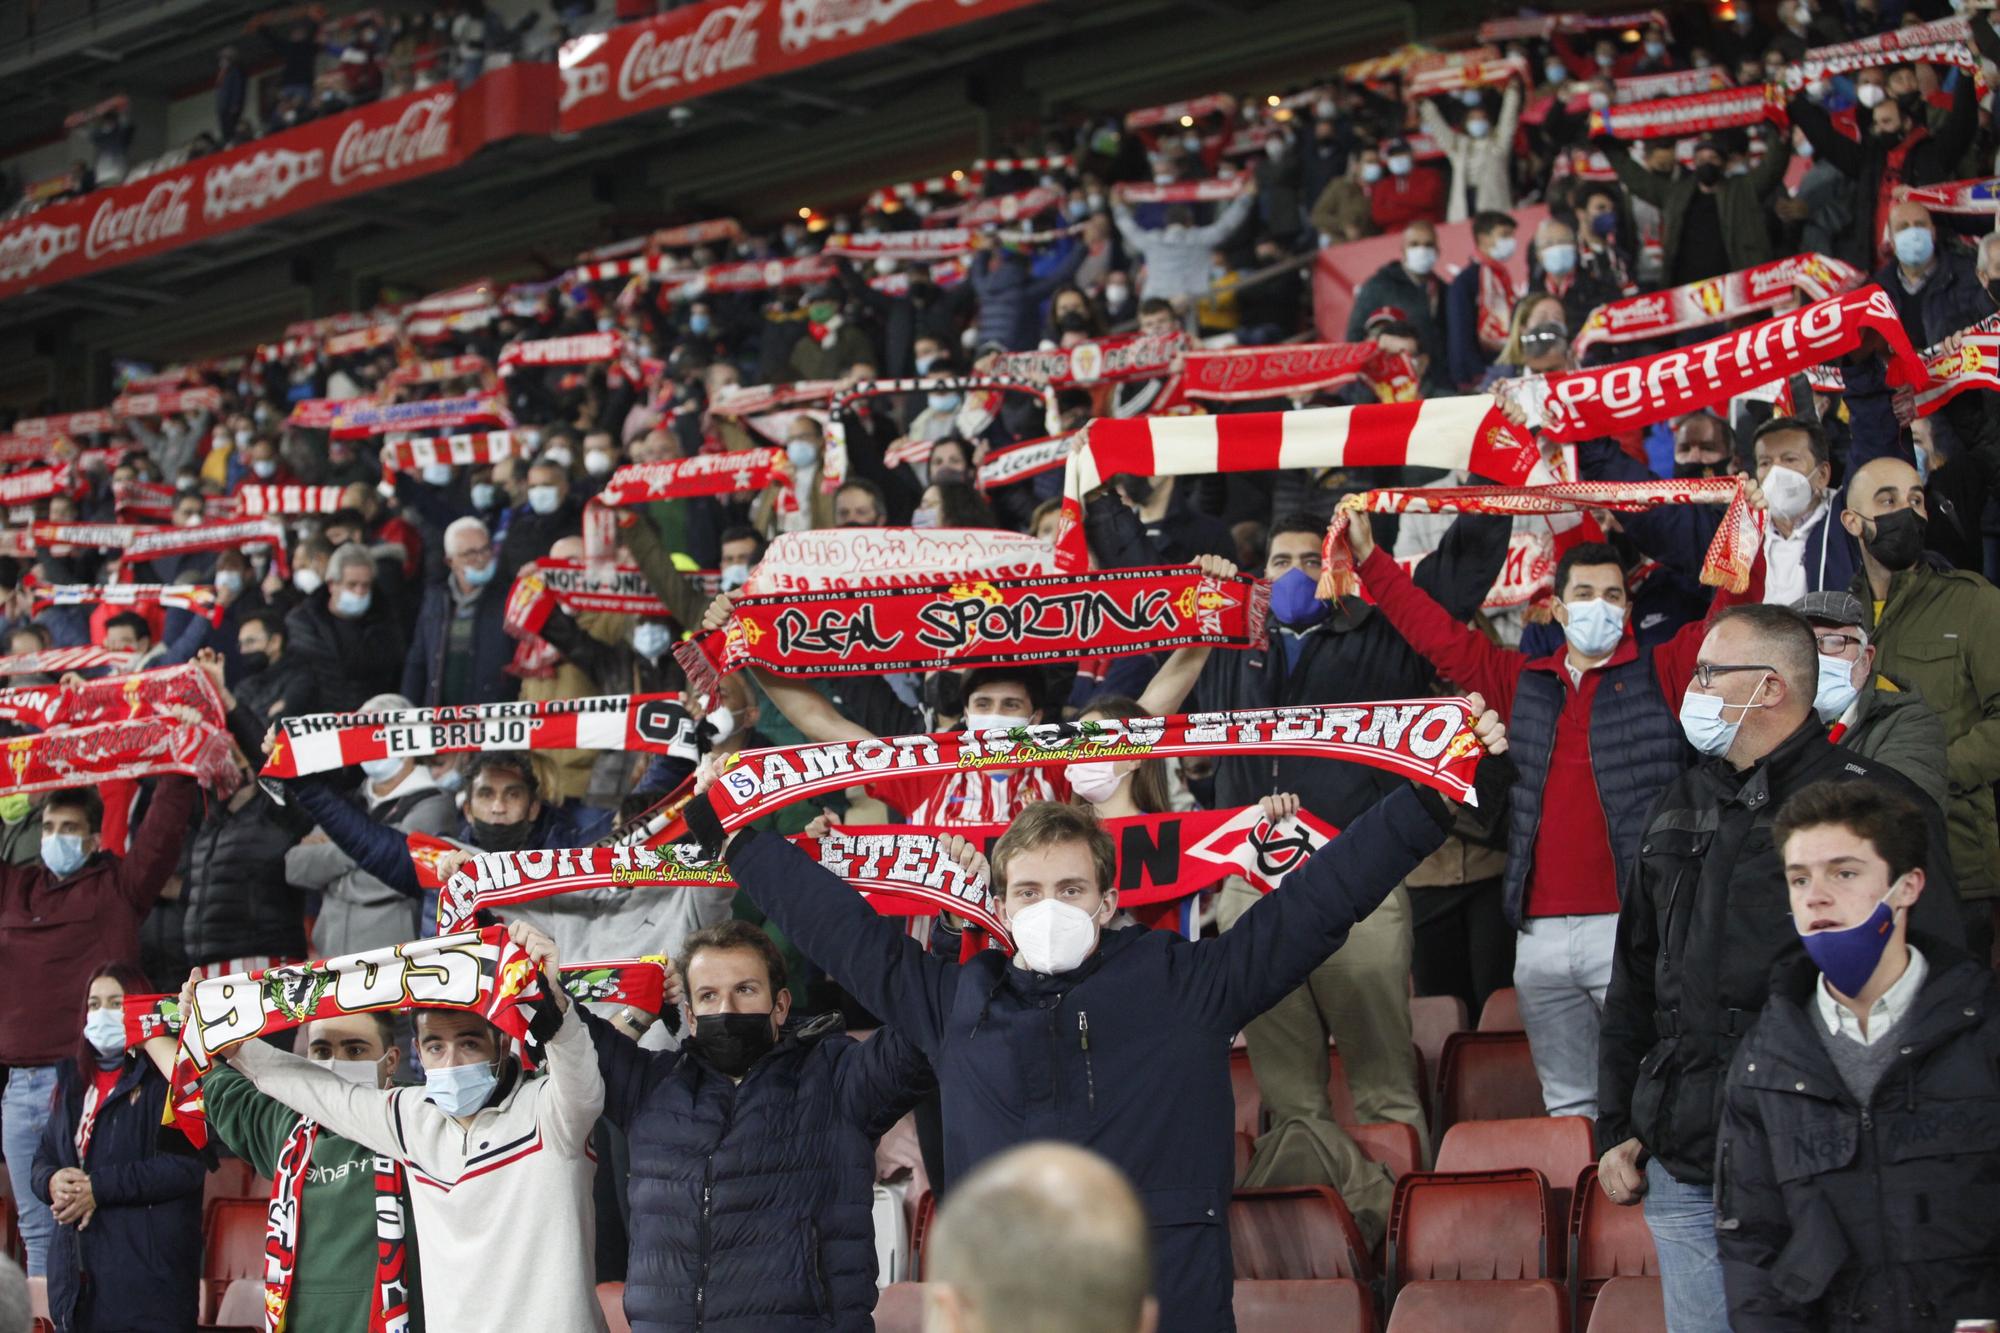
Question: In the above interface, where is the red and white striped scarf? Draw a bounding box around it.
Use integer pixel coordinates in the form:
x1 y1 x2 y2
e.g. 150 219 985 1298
1589 84 1787 141
109 385 223 419
1405 49 1532 98
1053 395 1553 572
1788 16 1978 91
1572 253 1863 356
986 336 1185 390
27 581 223 624
741 526 1056 596
386 354 491 387
1473 251 1521 353
1111 179 1250 206
593 450 789 505
1320 477 1761 598
0 716 236 796
266 1121 411 1333
26 518 291 576
379 430 525 476
232 484 348 517
0 662 226 731
0 647 136 675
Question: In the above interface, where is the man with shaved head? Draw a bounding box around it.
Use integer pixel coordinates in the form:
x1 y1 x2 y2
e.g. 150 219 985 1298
1597 603 1964 1331
1843 453 2000 956
925 1143 1154 1333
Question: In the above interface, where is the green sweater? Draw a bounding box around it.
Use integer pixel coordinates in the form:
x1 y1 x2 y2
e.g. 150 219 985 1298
203 1064 425 1332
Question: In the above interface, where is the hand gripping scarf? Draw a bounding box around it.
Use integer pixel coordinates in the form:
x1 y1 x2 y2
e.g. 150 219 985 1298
163 928 553 1151
0 646 136 676
1319 477 1761 597
261 693 691 780
593 450 790 506
1589 84 1787 140
0 662 226 731
676 566 1269 700
379 430 526 477
740 526 1057 596
1053 396 1553 573
1506 285 1925 443
1571 253 1863 356
1178 343 1403 403
1914 311 2000 414
0 716 237 796
618 701 1488 850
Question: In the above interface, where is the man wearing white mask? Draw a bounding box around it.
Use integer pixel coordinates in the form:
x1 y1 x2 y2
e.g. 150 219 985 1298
682 698 1508 1333
1791 589 1948 810
140 1012 429 1333
1753 416 1860 604
1344 218 1446 368
1347 523 1756 1122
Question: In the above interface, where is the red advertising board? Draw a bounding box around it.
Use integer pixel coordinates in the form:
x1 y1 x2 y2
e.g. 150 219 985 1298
0 85 465 302
556 0 1050 134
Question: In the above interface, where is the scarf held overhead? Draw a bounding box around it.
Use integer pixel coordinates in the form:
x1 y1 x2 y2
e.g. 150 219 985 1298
0 662 225 731
1179 343 1404 403
380 430 526 476
676 566 1269 700
262 693 690 779
592 450 789 506
1053 395 1552 572
741 526 1057 595
502 559 666 638
0 716 236 796
1571 252 1863 354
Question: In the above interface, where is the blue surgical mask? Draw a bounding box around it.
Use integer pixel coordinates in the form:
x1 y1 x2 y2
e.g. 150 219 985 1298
42 833 88 878
425 1060 499 1117
334 588 373 617
461 559 495 588
1465 118 1491 139
1677 674 1769 757
1799 880 1904 998
914 354 940 375
84 1008 126 1059
927 394 961 414
632 623 673 660
721 564 750 593
787 441 819 470
215 569 245 596
1645 39 1665 58
434 766 465 793
527 485 562 516
1545 61 1566 84
911 506 940 529
1893 226 1935 267
470 482 497 511
360 754 405 781
688 312 712 335
1560 597 1626 657
1269 566 1330 628
1814 652 1860 723
1541 243 1577 276
421 462 455 486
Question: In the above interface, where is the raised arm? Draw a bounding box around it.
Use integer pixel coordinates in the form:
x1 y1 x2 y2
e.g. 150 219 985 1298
833 1022 936 1139
1135 555 1242 714
1355 538 1527 716
531 1002 607 1153
577 998 670 1132
1602 138 1673 208
113 774 197 912
284 777 425 896
220 1039 405 1158
1784 95 1863 179
621 512 709 630
1416 510 1512 623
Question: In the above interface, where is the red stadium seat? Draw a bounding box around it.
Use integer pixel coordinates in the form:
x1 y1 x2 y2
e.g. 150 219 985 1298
598 1281 632 1333
1234 1278 1377 1332
1570 1167 1661 1330
1585 1275 1664 1333
1229 1186 1374 1283
1349 1120 1425 1181
1233 1130 1255 1185
873 1281 927 1333
1478 987 1524 1031
204 1156 269 1210
1386 1169 1554 1302
212 1277 268 1326
908 1189 937 1282
1230 1046 1265 1136
1434 1031 1544 1131
1436 1116 1596 1245
1409 993 1469 1076
1387 1278 1568 1332
201 1198 268 1322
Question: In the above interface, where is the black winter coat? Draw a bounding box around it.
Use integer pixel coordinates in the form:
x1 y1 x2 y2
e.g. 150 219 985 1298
224 654 318 757
1717 936 2000 1332
583 1007 932 1332
283 589 408 714
179 787 313 966
724 783 1455 1333
399 574 518 708
1597 719 1966 1184
32 1057 205 1333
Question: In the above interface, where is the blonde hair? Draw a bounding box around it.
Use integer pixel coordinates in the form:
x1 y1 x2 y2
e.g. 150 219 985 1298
1496 292 1568 368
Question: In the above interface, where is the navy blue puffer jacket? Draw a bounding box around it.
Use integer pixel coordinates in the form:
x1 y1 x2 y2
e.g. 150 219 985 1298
584 1007 932 1332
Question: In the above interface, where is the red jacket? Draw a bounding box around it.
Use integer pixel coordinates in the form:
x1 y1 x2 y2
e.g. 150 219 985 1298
1370 168 1446 231
0 775 197 1066
1358 545 1754 916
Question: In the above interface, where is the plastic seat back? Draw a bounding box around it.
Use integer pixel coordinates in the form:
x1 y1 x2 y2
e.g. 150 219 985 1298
1585 1275 1664 1333
1230 1185 1373 1282
1571 1166 1661 1329
1435 1030 1544 1132
1437 1116 1596 1240
1234 1278 1377 1333
1387 1277 1567 1332
202 1198 268 1321
1387 1168 1553 1299
1478 986 1523 1031
1409 993 1469 1075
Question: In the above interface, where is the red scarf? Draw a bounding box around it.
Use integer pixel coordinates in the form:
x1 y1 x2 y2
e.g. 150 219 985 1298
75 1064 122 1160
0 716 236 797
676 566 1270 702
1473 251 1520 352
0 662 225 731
265 1121 412 1333
593 450 789 505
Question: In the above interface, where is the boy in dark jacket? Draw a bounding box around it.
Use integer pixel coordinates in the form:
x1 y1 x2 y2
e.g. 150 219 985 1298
1718 779 2000 1332
577 918 931 1332
683 699 1506 1333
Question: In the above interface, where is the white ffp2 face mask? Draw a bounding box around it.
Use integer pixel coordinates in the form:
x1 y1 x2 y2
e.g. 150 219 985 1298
1761 464 1815 521
1008 898 1103 974
314 1056 386 1088
1066 760 1127 804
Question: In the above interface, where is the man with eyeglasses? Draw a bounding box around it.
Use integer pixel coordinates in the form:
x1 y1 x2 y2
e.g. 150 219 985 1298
403 515 515 707
1792 589 1948 812
1595 603 1963 1333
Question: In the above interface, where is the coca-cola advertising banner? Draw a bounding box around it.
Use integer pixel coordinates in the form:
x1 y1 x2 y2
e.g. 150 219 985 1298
0 86 463 302
556 0 1050 134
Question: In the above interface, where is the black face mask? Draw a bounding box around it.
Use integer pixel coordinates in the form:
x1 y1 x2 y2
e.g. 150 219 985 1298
1986 277 2000 309
237 650 269 676
1117 475 1155 505
1861 507 1926 572
1693 161 1723 188
692 1011 778 1077
1873 126 1907 150
1673 460 1722 480
470 817 535 852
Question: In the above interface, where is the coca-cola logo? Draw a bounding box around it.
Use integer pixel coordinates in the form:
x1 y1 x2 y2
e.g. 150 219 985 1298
84 177 193 261
202 147 326 221
615 4 762 104
0 222 81 283
329 93 455 188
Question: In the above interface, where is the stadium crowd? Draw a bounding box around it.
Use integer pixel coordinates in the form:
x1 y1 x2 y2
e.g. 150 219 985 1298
4 1 2000 1331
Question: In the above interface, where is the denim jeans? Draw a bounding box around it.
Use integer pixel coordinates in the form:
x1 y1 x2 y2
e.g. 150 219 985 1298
1643 1157 1732 1332
2 1063 59 1275
1512 913 1618 1118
